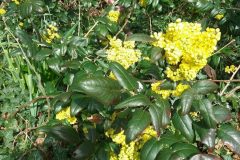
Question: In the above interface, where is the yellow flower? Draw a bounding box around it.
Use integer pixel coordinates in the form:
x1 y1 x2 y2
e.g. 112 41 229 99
106 37 141 69
139 0 147 7
107 10 120 22
172 83 190 97
151 19 221 81
225 65 236 74
106 126 156 160
56 107 77 124
42 24 60 43
0 8 6 15
12 0 20 5
151 81 172 99
215 14 224 20
19 22 24 27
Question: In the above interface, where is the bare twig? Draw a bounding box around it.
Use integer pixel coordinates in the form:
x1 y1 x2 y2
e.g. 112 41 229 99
115 8 134 38
220 65 240 96
212 39 235 56
78 0 81 36
11 96 55 118
84 21 99 38
225 86 240 98
211 79 240 83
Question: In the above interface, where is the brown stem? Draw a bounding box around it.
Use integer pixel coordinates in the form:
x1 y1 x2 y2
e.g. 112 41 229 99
11 96 55 118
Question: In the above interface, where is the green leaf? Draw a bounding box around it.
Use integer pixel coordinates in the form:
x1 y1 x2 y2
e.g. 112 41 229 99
140 138 162 160
197 99 217 128
48 125 80 144
62 23 78 42
70 95 87 116
155 98 171 127
193 123 216 148
192 80 218 95
109 62 142 91
172 113 195 142
149 105 162 135
73 141 95 159
190 154 222 160
171 142 199 158
34 48 52 61
156 148 172 160
213 106 231 123
115 94 151 109
150 47 163 62
218 124 240 155
53 92 72 113
126 33 156 42
15 29 36 55
74 77 122 105
125 109 151 143
19 0 45 17
149 98 171 135
181 89 195 115
156 143 199 160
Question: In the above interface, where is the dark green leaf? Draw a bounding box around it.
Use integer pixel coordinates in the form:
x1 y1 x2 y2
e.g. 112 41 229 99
149 104 162 135
19 0 45 17
213 106 231 123
150 47 163 62
192 80 218 95
74 77 121 105
73 141 95 159
140 138 162 160
126 33 156 42
197 99 217 128
171 142 199 159
181 89 195 115
190 154 222 160
110 62 142 91
194 123 216 148
48 125 80 144
125 109 151 143
115 94 151 109
218 124 240 155
172 113 195 142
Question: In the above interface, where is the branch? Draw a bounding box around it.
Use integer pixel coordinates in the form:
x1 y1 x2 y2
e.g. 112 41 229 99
11 96 55 118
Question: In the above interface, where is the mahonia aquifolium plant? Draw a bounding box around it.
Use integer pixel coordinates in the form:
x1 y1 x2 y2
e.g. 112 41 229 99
106 126 157 160
151 19 221 81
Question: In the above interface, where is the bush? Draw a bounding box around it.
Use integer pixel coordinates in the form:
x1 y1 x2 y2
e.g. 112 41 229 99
0 0 240 159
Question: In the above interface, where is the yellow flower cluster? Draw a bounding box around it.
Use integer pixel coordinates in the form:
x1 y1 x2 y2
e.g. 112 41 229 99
151 81 190 99
108 10 120 22
56 107 77 124
225 65 237 73
0 8 6 15
42 24 60 43
12 0 20 5
106 126 156 160
139 0 147 7
215 14 224 20
151 19 221 81
106 37 142 69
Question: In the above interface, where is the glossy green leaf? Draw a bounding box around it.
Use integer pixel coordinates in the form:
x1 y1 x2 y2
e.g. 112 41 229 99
171 142 199 159
73 141 95 159
155 98 171 127
70 95 87 116
48 125 80 144
115 94 151 109
126 33 156 42
140 138 162 160
194 123 216 148
213 106 231 123
74 77 122 105
218 124 240 155
181 89 195 115
156 143 199 160
109 62 141 91
125 109 151 143
190 154 222 160
172 113 195 142
19 0 45 17
150 47 163 62
197 99 217 128
192 80 218 95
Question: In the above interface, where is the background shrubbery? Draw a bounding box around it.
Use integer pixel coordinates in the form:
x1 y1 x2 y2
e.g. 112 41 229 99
0 0 240 159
